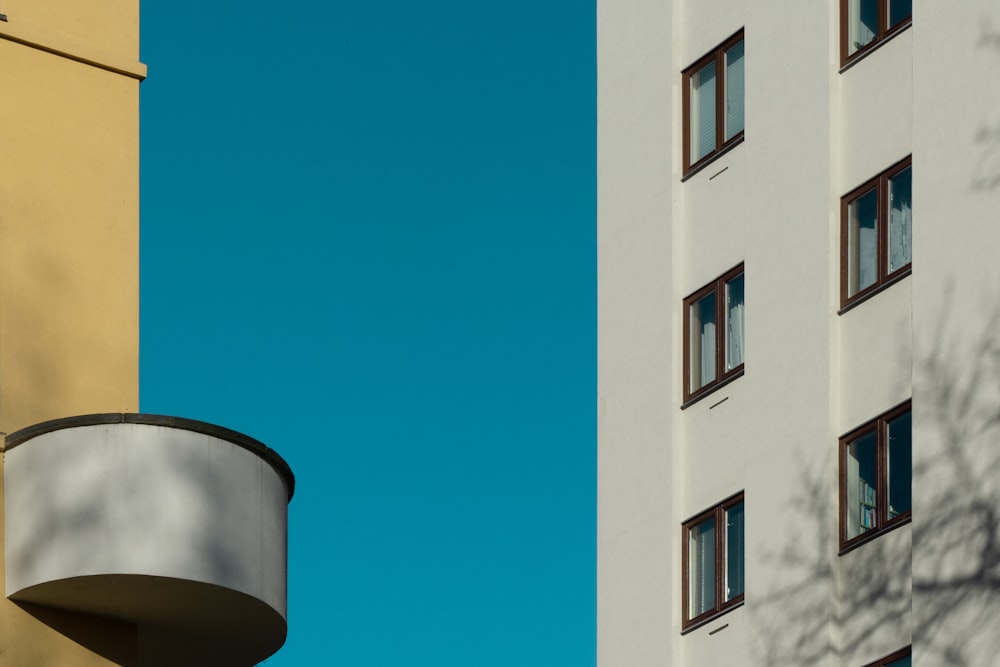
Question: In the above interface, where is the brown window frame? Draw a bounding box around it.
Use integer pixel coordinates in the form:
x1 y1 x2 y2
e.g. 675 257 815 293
682 30 745 178
839 400 912 553
862 645 911 667
839 0 912 68
681 492 745 633
839 156 912 312
682 263 745 407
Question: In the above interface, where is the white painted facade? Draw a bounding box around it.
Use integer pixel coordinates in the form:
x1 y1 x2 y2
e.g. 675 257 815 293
598 2 1000 665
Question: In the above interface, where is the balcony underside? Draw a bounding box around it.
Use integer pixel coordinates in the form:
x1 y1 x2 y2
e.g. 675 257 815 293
13 574 285 665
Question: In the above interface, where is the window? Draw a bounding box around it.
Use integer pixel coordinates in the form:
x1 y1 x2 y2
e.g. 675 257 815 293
840 156 912 310
840 0 912 66
840 401 911 552
682 492 745 631
863 646 911 667
683 264 744 405
682 30 744 175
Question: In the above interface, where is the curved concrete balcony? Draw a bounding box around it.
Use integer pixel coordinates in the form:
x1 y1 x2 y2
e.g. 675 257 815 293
3 413 294 665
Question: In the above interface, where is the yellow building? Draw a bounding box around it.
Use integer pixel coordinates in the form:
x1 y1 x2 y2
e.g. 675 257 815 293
0 3 293 664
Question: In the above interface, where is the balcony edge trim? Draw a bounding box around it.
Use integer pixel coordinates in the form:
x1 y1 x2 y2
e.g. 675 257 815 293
5 413 295 500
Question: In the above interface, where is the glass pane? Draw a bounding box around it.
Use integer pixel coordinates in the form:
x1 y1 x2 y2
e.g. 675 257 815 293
887 411 912 520
689 517 716 617
888 0 911 29
845 431 878 540
888 166 912 273
689 292 717 392
887 656 912 667
847 188 878 296
848 0 878 55
724 40 745 141
690 61 717 162
725 502 745 602
725 273 745 371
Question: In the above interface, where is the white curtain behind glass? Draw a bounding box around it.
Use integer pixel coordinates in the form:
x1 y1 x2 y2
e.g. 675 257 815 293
690 519 716 617
889 168 912 272
726 275 744 371
724 41 744 141
846 434 878 539
846 449 861 538
859 226 877 288
701 319 716 386
850 190 878 294
690 62 716 162
690 294 717 391
849 0 877 54
888 201 911 271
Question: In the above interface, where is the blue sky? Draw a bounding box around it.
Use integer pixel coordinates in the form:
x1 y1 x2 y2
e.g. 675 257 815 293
139 2 595 665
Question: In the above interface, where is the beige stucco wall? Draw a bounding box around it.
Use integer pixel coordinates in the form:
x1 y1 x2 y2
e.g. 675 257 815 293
0 1 142 663
0 0 141 73
0 30 140 433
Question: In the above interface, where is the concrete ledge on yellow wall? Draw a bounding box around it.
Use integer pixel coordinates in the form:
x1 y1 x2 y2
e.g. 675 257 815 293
0 19 146 80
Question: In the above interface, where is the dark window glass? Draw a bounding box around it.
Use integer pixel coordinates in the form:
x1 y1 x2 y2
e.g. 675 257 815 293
683 265 745 405
841 157 912 310
864 646 912 667
888 0 912 29
842 0 912 65
683 31 745 175
887 411 912 519
725 502 745 601
840 402 912 551
682 493 745 631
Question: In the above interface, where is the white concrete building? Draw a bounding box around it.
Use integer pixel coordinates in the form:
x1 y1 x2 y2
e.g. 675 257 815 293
597 2 1000 665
